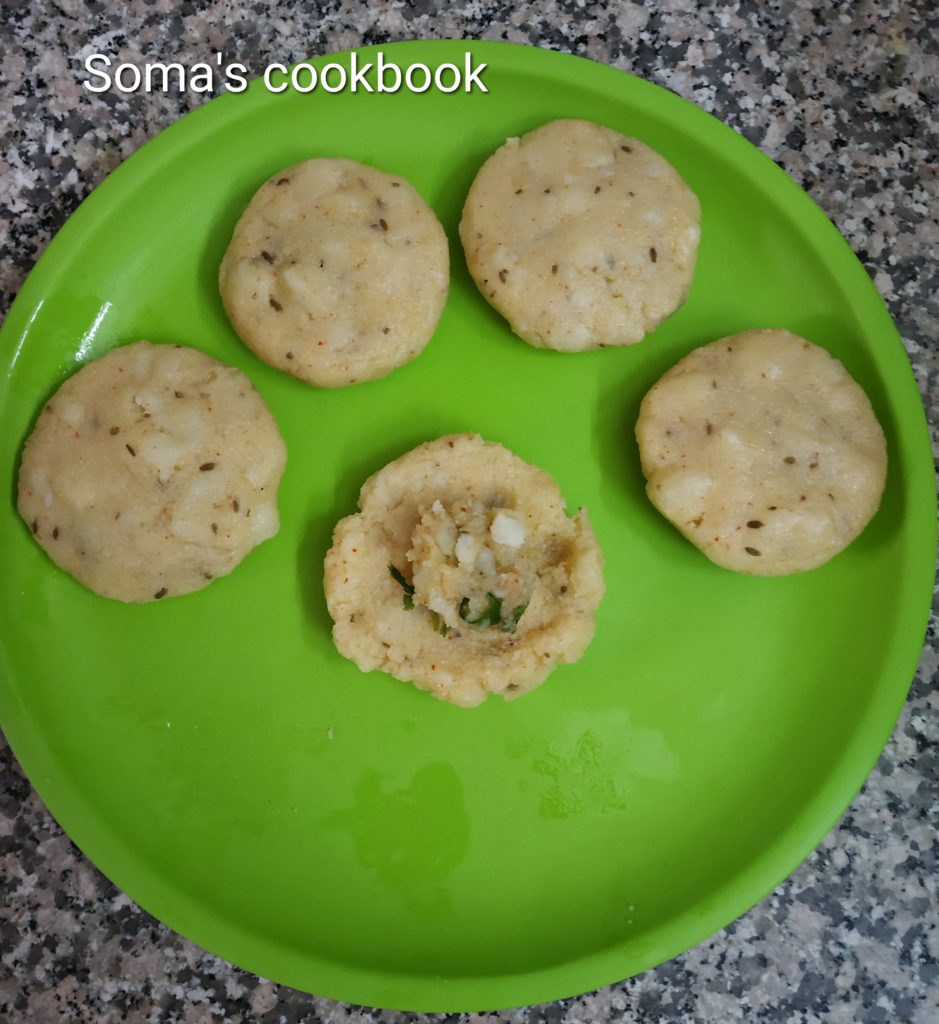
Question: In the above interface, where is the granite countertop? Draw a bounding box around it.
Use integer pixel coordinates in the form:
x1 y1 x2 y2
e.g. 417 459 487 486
1 2 937 1021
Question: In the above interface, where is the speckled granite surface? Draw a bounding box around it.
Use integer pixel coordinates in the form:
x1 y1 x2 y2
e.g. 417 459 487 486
1 1 937 1021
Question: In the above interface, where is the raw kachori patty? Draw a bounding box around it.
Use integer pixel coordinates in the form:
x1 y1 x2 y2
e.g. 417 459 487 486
459 118 700 351
636 329 887 575
17 341 286 602
219 158 449 387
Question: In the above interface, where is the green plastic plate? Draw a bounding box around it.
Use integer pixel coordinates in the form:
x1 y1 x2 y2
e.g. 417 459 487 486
0 41 934 1012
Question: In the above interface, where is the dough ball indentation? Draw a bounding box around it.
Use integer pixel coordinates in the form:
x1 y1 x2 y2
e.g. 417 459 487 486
324 434 605 707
